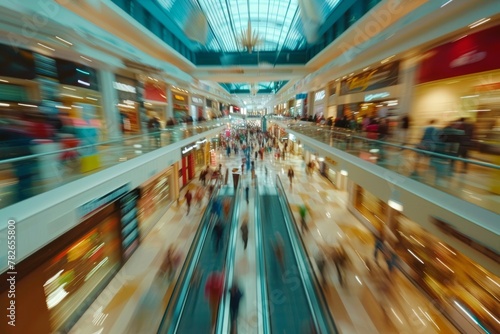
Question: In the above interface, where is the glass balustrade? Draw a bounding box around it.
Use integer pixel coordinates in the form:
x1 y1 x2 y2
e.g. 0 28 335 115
273 119 500 215
0 121 225 209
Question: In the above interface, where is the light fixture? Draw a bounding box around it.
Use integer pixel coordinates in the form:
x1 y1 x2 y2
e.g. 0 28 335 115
0 79 9 83
381 55 395 64
55 36 73 45
37 43 55 51
388 190 403 211
340 169 348 176
469 18 490 29
440 0 453 8
80 55 92 62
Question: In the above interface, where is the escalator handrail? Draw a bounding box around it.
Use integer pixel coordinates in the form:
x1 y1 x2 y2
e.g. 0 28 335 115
216 176 243 333
255 181 271 334
157 184 222 334
275 175 339 334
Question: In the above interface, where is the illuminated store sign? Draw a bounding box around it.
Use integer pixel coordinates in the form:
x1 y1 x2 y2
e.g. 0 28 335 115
192 97 203 104
113 82 136 94
364 92 390 102
175 94 185 101
315 90 325 101
182 143 198 155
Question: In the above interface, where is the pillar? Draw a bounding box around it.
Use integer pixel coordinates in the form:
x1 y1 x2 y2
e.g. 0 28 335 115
166 85 174 119
98 69 121 140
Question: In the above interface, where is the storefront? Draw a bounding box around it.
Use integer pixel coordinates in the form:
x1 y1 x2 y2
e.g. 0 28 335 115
337 60 401 124
411 23 500 145
349 184 499 334
114 75 141 134
313 89 326 120
206 98 222 120
179 141 198 187
143 80 167 127
191 95 205 121
0 185 133 333
137 167 175 237
172 90 189 123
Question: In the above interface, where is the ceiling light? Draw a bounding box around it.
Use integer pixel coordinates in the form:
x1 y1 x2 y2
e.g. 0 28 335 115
381 55 395 64
452 34 468 42
0 103 10 107
55 105 71 109
37 43 55 51
440 0 453 8
363 67 370 71
0 79 9 83
63 86 76 91
340 170 348 176
18 103 38 108
469 18 490 29
55 36 73 45
80 55 92 62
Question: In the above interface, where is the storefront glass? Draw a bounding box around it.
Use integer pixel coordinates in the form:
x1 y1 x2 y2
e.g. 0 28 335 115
353 184 388 232
43 214 121 331
393 213 499 334
137 170 172 236
115 76 140 134
172 91 189 122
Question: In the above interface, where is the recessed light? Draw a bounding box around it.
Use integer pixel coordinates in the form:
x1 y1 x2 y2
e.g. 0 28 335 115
440 0 453 8
80 55 92 62
37 43 55 51
55 36 73 45
469 18 490 29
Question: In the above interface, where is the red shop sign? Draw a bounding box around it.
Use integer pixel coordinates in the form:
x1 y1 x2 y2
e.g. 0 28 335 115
418 24 500 84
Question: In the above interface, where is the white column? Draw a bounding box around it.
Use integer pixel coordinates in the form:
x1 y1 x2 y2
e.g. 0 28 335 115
166 85 174 119
98 69 121 140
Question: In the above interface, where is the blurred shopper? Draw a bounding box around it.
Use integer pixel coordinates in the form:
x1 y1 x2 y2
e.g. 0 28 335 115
454 117 474 173
418 119 439 152
245 185 249 204
399 114 410 145
331 245 350 287
195 186 205 207
0 127 36 202
223 197 231 221
159 244 181 281
213 219 225 252
205 271 225 331
240 217 249 251
287 166 295 188
273 232 285 274
147 115 162 147
299 204 308 234
315 252 327 285
184 189 193 215
229 282 244 334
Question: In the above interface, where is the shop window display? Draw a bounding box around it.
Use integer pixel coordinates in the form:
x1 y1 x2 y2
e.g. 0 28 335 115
353 185 388 232
392 214 499 334
43 215 120 331
137 171 172 236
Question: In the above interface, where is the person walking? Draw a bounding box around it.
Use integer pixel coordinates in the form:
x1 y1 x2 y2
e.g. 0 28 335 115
299 204 308 233
287 166 294 188
213 219 224 252
205 271 225 331
245 185 249 205
273 232 285 274
240 217 249 251
228 282 243 334
184 189 192 215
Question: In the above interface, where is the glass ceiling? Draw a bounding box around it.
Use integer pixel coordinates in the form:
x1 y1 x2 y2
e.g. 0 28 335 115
219 81 288 94
158 0 342 53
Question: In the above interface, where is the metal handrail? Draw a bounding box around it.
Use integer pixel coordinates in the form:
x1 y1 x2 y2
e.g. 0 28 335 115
255 180 271 334
275 175 339 334
157 184 222 334
216 176 242 333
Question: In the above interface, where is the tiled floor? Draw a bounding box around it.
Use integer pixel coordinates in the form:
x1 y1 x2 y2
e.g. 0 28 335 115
71 137 459 334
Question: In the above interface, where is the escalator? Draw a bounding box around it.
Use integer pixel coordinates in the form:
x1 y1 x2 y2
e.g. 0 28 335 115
259 181 338 334
157 186 234 333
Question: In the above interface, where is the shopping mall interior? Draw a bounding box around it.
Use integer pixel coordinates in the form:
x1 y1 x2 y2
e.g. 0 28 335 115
0 0 499 333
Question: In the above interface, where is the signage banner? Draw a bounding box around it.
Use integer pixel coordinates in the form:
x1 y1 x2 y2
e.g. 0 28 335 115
144 82 166 102
418 24 500 84
78 184 130 218
296 93 307 100
340 60 399 95
191 95 204 106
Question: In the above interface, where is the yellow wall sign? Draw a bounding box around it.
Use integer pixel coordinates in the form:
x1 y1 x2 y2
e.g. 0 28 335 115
174 95 185 101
